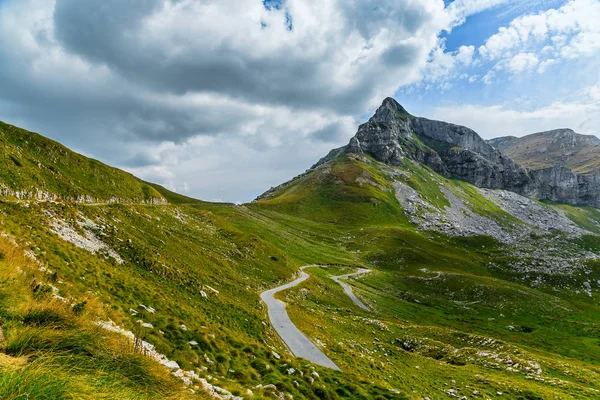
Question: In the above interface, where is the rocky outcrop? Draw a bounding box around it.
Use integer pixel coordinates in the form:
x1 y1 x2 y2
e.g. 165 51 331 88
322 97 600 208
490 129 600 155
0 183 167 205
487 129 600 207
333 98 533 190
527 166 600 207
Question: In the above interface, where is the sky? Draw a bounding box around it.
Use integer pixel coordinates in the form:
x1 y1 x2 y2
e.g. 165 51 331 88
0 0 598 203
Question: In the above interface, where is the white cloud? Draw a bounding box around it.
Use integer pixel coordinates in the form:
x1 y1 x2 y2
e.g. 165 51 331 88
506 52 539 73
477 0 600 77
430 83 600 139
560 31 600 58
482 70 496 84
586 82 600 101
456 45 476 65
0 0 572 202
536 58 557 73
446 0 511 28
0 0 459 201
3 0 519 202
420 43 479 87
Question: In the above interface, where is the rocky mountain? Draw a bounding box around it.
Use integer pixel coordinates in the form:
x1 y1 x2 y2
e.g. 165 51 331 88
489 129 600 206
489 129 600 173
316 98 600 208
315 98 531 190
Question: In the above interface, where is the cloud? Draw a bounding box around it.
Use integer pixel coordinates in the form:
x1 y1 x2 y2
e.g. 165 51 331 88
418 43 478 88
0 0 470 202
48 0 451 116
536 58 557 73
482 70 496 84
309 120 356 143
587 83 600 101
455 45 476 65
430 83 600 139
477 0 600 77
506 52 539 73
0 0 557 202
446 0 510 28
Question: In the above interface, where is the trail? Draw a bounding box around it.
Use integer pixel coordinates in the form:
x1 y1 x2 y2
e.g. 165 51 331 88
260 266 371 370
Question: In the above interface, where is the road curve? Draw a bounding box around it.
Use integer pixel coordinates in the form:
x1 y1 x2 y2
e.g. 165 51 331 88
331 268 371 311
260 266 341 370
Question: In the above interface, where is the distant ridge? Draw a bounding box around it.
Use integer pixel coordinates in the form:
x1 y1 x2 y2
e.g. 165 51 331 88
488 128 600 175
0 121 196 204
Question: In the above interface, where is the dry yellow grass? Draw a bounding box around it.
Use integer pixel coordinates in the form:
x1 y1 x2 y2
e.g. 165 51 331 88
0 353 27 371
0 233 204 399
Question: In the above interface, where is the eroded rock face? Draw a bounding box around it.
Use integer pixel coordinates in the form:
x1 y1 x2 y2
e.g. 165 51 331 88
329 97 600 208
488 130 600 207
340 98 532 191
528 167 600 207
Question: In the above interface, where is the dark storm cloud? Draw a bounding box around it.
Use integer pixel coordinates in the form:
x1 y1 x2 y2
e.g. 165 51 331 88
310 122 347 143
49 0 439 117
53 0 162 66
382 44 421 66
0 0 450 201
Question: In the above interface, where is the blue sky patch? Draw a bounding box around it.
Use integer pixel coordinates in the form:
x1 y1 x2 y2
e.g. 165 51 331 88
263 0 284 11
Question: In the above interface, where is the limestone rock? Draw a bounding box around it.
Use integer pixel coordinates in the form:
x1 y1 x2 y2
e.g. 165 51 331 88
325 97 600 208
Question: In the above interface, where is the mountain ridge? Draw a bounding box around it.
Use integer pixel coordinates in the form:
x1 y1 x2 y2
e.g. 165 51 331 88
308 98 600 208
488 128 600 175
0 121 182 204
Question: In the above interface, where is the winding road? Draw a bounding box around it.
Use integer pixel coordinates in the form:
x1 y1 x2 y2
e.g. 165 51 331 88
260 266 371 370
331 268 371 311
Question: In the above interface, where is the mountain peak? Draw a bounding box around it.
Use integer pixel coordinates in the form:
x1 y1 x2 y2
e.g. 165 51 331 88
383 97 409 113
371 97 411 123
533 128 600 146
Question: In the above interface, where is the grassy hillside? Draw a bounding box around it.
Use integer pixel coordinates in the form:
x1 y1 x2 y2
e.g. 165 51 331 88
0 198 403 399
0 233 200 400
256 154 410 227
0 121 168 203
1 125 600 399
255 152 600 398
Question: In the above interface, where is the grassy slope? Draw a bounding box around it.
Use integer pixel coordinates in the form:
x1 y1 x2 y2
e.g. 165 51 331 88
0 199 402 399
0 121 166 202
255 154 600 399
282 266 600 400
256 154 410 228
1 127 600 398
0 234 201 400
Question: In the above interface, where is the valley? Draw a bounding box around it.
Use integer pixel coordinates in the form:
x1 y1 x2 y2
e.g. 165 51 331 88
1 100 600 399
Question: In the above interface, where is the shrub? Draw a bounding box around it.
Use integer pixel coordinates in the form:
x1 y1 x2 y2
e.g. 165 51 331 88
23 308 70 328
72 301 87 315
8 155 22 167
